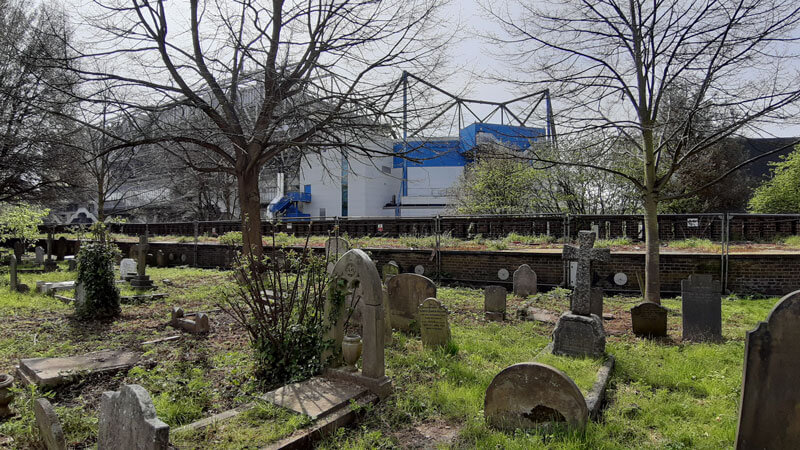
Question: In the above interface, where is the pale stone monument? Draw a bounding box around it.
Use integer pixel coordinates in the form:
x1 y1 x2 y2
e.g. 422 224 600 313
681 274 722 342
120 258 137 281
324 249 392 398
736 290 800 449
484 286 507 321
553 231 608 357
129 234 155 290
386 273 436 332
512 264 537 297
35 246 45 265
169 307 210 334
34 398 67 450
484 362 588 431
418 298 451 348
98 384 169 450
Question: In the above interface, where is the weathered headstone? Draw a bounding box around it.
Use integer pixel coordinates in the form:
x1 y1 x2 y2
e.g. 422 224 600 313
156 250 166 267
120 258 137 281
386 273 436 331
55 237 67 261
484 363 588 431
381 261 400 284
129 234 155 290
8 255 17 293
44 233 57 272
67 259 77 272
484 286 507 322
631 302 668 337
418 298 451 348
98 384 169 450
325 237 350 260
17 350 141 387
553 231 608 357
34 398 67 450
168 307 210 334
681 274 722 342
512 264 537 297
735 290 800 449
73 282 86 311
324 249 391 396
35 246 45 265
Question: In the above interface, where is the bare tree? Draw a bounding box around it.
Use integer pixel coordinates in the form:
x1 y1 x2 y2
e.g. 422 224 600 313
59 0 450 259
487 0 800 302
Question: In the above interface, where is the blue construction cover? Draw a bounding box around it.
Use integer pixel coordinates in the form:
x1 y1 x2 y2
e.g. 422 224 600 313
269 196 292 213
393 123 545 168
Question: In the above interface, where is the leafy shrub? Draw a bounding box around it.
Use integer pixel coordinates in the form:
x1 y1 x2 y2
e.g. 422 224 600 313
219 231 243 246
220 236 329 386
75 240 121 320
0 203 49 252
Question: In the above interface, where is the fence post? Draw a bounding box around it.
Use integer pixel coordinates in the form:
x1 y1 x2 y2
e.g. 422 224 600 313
435 215 442 282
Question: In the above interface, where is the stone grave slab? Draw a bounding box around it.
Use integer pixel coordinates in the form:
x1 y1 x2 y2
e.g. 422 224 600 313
418 298 451 348
263 377 368 420
387 273 436 331
517 304 560 324
552 313 605 358
512 264 537 297
484 362 588 431
736 290 800 449
34 398 67 450
36 281 75 296
17 350 141 387
631 302 668 337
681 274 722 342
484 286 507 321
99 384 169 450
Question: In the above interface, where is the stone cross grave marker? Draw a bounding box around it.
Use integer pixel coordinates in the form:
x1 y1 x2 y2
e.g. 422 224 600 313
681 274 722 342
418 298 451 348
34 398 67 450
553 231 608 357
484 286 507 321
325 249 390 386
386 273 436 332
735 290 800 449
8 255 17 293
130 234 155 289
484 362 588 432
120 258 137 281
35 246 45 265
631 302 668 337
98 384 169 450
512 264 537 297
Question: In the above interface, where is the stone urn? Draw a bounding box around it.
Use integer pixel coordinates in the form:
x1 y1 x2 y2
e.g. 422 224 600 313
341 334 363 372
0 374 14 419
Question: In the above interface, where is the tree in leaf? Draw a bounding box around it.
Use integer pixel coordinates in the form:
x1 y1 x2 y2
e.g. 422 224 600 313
749 146 800 214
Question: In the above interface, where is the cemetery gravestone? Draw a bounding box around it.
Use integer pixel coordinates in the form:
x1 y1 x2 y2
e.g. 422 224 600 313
130 234 155 290
55 237 67 261
631 302 668 337
34 398 67 450
8 255 17 293
35 246 45 265
156 250 166 267
512 264 537 297
381 261 400 284
44 234 57 272
735 290 800 449
98 384 169 450
681 274 722 342
120 259 137 281
386 273 436 331
418 298 451 348
553 231 608 357
325 237 350 260
484 286 507 321
484 363 588 432
67 259 77 272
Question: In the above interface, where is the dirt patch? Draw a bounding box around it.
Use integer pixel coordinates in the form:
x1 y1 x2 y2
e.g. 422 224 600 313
392 420 461 449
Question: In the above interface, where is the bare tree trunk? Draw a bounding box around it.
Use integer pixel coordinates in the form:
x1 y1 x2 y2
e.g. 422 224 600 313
643 193 660 304
237 166 263 261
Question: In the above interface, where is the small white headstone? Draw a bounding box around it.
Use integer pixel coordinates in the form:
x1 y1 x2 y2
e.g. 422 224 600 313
120 259 137 280
35 246 45 264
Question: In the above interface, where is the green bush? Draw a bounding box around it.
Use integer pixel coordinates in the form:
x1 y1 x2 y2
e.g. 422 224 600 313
749 146 800 213
219 231 243 246
75 241 121 320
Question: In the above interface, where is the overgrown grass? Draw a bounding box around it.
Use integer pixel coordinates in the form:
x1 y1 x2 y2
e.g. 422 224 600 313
595 237 633 248
668 238 721 252
780 235 800 248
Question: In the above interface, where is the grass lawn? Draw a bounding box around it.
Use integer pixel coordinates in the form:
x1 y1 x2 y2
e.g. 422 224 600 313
0 263 780 449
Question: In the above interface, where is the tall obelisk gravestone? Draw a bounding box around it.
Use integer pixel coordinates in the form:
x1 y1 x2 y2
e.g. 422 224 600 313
553 231 609 357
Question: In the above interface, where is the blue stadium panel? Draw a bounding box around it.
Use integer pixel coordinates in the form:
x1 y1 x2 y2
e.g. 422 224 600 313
459 123 546 152
393 139 463 168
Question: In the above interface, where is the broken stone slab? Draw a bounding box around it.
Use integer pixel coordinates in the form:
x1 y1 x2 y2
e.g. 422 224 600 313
263 377 369 420
120 293 168 304
168 307 210 334
552 312 606 358
34 398 67 450
37 280 125 296
98 384 169 450
16 350 141 387
517 304 559 324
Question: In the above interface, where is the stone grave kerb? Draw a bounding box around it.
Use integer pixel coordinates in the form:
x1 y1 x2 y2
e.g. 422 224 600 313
325 249 385 379
563 231 610 315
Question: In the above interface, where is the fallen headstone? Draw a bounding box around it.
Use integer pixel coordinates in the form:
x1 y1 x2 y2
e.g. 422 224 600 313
98 384 169 450
168 307 210 334
17 350 141 387
631 302 668 337
484 286 507 321
736 290 800 448
387 273 436 331
681 274 722 342
512 264 537 297
34 398 67 450
517 304 560 324
418 298 451 348
263 377 368 420
484 362 588 431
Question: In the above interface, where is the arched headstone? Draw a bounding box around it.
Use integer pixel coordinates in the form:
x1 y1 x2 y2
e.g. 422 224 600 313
484 363 588 432
512 264 537 296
